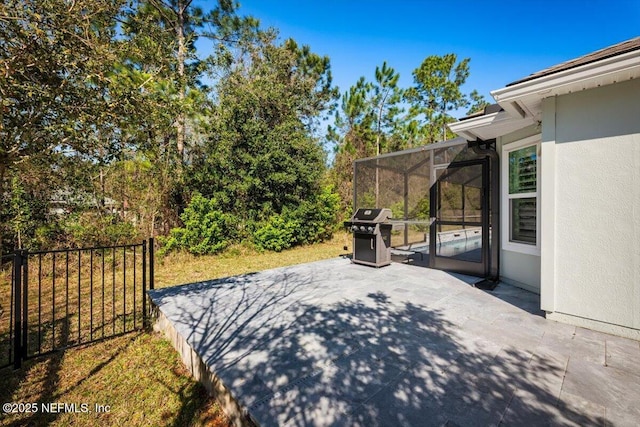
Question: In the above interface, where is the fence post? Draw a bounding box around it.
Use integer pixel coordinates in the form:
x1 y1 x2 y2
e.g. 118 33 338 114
149 238 154 291
21 250 28 360
142 240 147 326
13 251 22 369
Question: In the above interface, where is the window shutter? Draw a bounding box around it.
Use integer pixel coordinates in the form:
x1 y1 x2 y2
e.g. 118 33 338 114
509 146 537 194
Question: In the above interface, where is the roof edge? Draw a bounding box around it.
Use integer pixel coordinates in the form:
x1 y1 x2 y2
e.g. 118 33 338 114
492 49 640 100
507 37 640 86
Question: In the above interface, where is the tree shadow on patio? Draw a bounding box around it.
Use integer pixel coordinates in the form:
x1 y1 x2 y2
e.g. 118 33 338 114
151 263 604 426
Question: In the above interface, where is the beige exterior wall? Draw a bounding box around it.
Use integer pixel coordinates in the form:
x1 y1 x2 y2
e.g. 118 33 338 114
497 125 542 293
500 250 541 293
541 78 640 334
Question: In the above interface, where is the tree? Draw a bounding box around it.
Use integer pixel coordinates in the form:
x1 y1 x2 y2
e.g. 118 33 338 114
1 0 339 252
188 31 338 226
125 0 259 162
329 55 488 213
108 0 258 234
0 0 125 192
0 0 130 251
372 62 402 207
329 63 403 162
327 77 375 213
9 176 30 249
372 61 403 157
466 89 490 115
405 54 471 143
328 62 405 212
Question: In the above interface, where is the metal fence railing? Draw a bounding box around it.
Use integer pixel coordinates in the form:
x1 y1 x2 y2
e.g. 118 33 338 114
0 239 154 370
0 253 16 369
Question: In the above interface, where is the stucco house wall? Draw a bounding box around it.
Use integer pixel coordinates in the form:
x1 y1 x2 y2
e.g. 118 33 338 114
541 78 640 336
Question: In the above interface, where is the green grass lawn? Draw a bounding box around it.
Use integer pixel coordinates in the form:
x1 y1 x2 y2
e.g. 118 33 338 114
0 232 351 427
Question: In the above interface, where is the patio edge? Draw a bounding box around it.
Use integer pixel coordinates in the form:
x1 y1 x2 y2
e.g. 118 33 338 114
151 304 259 427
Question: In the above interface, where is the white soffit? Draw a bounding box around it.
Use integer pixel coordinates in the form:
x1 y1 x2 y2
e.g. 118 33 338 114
448 111 535 141
491 49 640 120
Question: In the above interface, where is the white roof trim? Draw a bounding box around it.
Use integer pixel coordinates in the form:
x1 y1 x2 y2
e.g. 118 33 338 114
449 44 640 140
491 49 640 119
448 111 535 141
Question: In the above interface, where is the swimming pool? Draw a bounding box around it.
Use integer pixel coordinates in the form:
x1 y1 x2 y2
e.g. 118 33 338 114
436 235 482 260
393 235 483 263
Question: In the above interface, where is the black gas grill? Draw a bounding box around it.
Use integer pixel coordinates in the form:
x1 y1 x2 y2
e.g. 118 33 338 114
344 208 392 267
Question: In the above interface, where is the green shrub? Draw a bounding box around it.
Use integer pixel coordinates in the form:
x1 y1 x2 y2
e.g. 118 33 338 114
253 186 340 252
253 214 297 252
292 185 340 244
160 193 237 255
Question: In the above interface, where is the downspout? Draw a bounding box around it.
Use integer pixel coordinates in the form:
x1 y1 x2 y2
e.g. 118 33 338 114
469 139 500 284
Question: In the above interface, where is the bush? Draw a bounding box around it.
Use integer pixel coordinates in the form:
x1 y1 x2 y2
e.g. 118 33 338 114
253 186 340 252
64 213 139 247
253 214 297 252
161 193 237 255
292 185 340 244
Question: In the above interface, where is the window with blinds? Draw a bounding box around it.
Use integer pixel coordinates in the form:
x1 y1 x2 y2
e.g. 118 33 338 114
509 145 537 194
507 144 538 245
511 198 536 244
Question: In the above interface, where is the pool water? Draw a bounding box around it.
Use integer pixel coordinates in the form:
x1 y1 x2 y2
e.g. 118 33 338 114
394 235 483 263
436 235 482 259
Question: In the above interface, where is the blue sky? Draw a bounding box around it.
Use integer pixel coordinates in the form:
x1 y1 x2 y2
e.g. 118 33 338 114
220 0 639 117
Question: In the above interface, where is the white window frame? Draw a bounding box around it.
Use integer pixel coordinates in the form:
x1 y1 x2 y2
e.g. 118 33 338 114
501 135 541 256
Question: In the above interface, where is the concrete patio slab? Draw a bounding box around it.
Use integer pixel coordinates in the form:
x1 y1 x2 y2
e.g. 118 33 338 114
149 257 639 426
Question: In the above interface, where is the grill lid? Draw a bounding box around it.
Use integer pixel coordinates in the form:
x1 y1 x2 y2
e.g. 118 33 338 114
351 208 392 223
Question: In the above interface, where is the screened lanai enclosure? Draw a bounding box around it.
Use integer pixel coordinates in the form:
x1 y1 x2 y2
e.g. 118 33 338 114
353 137 499 281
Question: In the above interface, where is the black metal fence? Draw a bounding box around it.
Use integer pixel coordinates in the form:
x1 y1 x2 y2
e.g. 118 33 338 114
0 253 16 369
0 239 154 369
